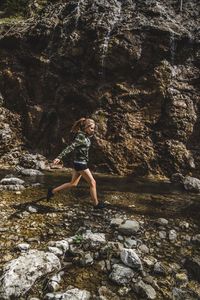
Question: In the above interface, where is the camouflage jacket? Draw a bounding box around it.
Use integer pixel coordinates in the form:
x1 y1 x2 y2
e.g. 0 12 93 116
57 131 91 163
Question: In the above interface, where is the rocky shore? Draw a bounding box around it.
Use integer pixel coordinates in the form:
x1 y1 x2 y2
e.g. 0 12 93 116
0 170 200 299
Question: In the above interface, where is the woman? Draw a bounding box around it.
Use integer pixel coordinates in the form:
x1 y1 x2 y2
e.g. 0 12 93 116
47 118 104 209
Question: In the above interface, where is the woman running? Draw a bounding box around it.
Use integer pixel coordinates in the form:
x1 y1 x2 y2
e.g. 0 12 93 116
47 117 104 209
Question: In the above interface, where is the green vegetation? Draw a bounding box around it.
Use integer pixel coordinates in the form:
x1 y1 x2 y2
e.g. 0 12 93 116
73 234 84 245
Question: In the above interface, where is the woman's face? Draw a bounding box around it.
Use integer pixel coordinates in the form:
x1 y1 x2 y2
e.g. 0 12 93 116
84 123 95 136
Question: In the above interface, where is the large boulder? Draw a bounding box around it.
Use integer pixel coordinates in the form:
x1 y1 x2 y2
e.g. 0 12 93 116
0 250 61 299
183 176 200 193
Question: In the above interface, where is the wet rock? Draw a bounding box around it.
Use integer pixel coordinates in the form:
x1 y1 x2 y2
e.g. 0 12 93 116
82 230 106 250
172 287 199 300
98 286 120 300
159 231 167 239
48 240 69 253
143 256 157 268
156 218 169 226
15 166 44 176
169 229 177 241
191 234 200 245
120 248 143 270
175 273 188 286
0 177 25 185
170 173 184 183
16 243 30 252
183 176 200 193
110 218 124 227
47 247 64 257
153 262 167 275
19 153 47 170
109 264 135 285
79 252 94 266
179 221 190 229
124 237 137 248
138 244 149 254
117 286 131 296
118 220 140 236
0 184 25 191
0 250 61 299
45 288 91 300
100 242 123 259
134 280 156 300
47 273 62 292
184 256 200 282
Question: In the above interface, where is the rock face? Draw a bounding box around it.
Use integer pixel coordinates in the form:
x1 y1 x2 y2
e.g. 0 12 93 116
0 0 199 176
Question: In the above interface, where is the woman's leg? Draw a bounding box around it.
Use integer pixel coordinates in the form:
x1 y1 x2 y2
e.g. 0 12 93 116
52 169 82 194
78 169 98 206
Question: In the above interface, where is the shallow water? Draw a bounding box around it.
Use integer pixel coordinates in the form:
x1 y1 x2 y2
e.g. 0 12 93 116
1 169 200 299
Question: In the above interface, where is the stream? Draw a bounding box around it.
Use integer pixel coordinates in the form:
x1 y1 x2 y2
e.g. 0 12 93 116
0 169 200 299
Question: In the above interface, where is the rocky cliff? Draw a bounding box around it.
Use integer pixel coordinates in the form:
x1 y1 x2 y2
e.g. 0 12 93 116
0 0 199 176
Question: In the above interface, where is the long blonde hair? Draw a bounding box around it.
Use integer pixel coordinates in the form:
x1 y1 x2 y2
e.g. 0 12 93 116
71 118 95 134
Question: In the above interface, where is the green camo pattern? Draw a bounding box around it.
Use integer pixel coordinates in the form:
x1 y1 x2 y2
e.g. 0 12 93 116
57 131 91 162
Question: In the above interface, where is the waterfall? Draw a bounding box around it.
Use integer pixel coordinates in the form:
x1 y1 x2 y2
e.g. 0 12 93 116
99 0 122 77
75 0 84 27
170 31 176 65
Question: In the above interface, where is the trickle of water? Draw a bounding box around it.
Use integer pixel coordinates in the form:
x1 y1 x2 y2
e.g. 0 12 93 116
170 31 176 65
75 0 84 27
99 0 122 77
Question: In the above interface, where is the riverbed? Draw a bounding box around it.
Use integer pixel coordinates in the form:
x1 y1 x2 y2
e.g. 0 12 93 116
0 170 200 299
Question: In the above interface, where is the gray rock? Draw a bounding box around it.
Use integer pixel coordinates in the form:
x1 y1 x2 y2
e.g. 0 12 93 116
82 230 106 250
192 234 200 245
110 218 124 227
0 250 61 299
44 288 91 300
184 256 200 282
27 206 38 213
98 286 120 300
156 218 169 226
179 221 190 229
15 166 44 176
159 231 167 239
48 240 69 252
153 262 167 275
124 237 137 248
16 243 30 252
138 244 149 254
183 176 200 193
47 273 62 292
79 252 94 266
47 247 64 257
169 229 177 241
120 248 143 270
135 280 156 299
109 264 135 285
118 220 140 235
0 177 25 185
0 184 25 191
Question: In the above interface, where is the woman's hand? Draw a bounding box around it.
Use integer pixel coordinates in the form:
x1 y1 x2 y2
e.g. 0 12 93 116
53 158 61 165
